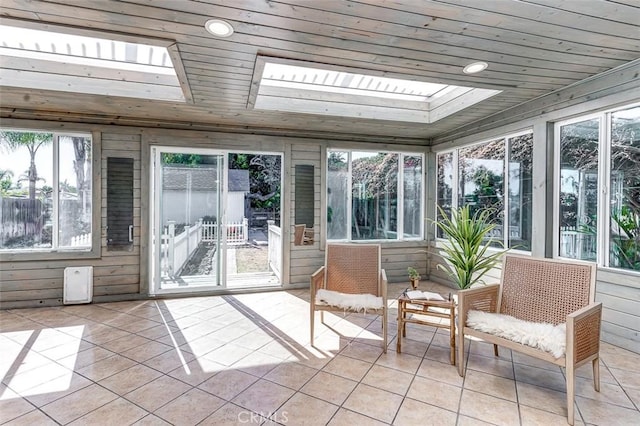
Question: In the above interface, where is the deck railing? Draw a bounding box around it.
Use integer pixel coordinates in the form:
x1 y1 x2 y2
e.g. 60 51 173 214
559 226 597 260
161 218 249 277
267 220 282 280
201 219 248 244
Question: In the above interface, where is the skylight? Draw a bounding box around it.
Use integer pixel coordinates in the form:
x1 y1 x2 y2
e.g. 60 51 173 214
0 22 188 102
250 57 501 124
262 63 453 102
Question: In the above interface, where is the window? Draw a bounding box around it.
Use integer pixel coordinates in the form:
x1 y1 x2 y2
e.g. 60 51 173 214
610 108 640 270
507 133 534 251
557 118 599 261
459 138 505 246
0 129 92 251
556 104 640 272
327 150 423 241
436 131 533 250
436 152 453 239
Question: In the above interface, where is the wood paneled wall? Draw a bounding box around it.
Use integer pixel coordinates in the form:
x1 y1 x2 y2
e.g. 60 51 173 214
98 132 142 298
596 270 640 353
0 129 143 308
0 122 431 308
288 143 323 285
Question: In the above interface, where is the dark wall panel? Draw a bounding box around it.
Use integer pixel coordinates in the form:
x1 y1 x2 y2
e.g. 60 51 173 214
295 164 314 227
107 157 134 250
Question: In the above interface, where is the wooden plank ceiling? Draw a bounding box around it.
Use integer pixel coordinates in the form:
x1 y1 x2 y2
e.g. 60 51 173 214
1 0 639 143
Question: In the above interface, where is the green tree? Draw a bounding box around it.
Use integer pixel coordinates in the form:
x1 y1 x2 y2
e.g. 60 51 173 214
0 169 13 195
611 206 640 270
0 131 52 199
59 179 76 193
351 153 398 200
467 166 504 224
161 153 202 165
71 137 91 208
229 154 281 209
328 151 347 171
229 153 249 170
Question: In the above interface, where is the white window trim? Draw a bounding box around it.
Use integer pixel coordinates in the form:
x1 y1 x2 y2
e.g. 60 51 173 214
435 129 533 252
53 132 60 250
326 149 425 242
451 149 460 213
0 129 94 254
553 113 604 262
553 102 640 275
599 114 611 267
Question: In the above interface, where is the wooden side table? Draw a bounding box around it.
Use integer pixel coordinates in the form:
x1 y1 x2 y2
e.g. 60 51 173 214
396 293 456 365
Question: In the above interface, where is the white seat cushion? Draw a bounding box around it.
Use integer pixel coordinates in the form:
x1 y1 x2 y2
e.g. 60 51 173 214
315 289 383 311
466 310 566 358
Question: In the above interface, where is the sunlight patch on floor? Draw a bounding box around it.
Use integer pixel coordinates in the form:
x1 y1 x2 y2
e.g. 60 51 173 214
1 326 84 400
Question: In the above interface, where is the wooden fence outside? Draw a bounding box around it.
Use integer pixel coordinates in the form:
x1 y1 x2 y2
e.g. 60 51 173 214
0 197 47 247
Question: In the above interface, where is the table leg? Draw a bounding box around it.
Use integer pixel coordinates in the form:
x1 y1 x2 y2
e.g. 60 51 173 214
396 300 403 353
402 303 408 338
449 304 456 365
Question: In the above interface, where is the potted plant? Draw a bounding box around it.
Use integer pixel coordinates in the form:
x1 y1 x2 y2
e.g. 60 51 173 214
407 267 421 289
433 205 506 289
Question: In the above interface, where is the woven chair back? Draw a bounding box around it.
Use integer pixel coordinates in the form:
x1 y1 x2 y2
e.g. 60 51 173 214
324 243 381 296
499 255 596 325
294 225 305 245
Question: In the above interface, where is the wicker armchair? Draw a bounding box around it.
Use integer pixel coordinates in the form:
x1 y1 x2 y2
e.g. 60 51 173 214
310 243 388 352
457 254 601 425
294 224 314 245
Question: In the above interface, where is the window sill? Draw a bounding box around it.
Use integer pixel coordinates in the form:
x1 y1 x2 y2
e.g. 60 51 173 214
596 265 640 287
325 239 428 249
0 248 101 263
431 238 531 255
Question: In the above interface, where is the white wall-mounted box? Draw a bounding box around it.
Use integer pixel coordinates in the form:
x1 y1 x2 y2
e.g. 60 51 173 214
63 266 93 304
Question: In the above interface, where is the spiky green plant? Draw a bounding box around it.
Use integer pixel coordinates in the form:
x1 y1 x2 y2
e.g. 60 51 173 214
407 267 420 280
434 205 506 289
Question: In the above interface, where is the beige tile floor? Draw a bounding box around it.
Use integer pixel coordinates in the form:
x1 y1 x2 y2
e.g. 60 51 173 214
1 282 639 425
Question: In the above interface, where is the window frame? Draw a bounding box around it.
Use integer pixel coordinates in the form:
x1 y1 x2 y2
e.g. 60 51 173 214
552 112 603 263
435 129 534 253
553 102 640 275
325 149 425 243
0 127 101 261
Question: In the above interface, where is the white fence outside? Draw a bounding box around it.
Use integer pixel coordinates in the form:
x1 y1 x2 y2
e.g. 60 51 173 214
559 226 597 260
201 219 248 244
162 218 249 277
267 220 282 280
70 232 91 247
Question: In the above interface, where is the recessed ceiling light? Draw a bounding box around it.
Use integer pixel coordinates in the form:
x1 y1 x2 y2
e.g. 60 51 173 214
463 61 489 74
205 19 234 37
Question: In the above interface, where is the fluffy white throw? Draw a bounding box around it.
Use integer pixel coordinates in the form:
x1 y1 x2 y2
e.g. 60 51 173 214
315 289 383 312
466 310 566 358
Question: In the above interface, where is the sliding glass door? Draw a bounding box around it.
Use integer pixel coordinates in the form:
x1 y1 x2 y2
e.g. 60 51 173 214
151 147 224 293
150 147 283 294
